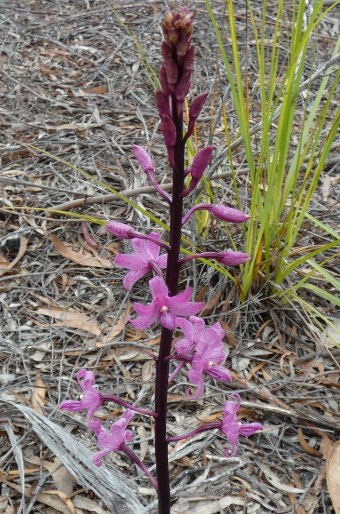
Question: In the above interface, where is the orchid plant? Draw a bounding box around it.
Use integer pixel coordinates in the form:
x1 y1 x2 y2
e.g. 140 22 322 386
60 8 262 513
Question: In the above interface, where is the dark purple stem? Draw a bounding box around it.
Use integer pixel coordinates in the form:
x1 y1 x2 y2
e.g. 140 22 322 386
132 232 170 251
146 171 172 204
101 394 157 417
182 203 210 225
179 252 221 264
154 94 185 513
167 422 221 442
121 443 159 490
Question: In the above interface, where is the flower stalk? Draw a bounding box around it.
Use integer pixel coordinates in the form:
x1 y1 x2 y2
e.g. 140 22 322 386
59 9 262 514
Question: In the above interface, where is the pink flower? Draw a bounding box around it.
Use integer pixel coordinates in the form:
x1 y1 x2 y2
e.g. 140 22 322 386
175 317 232 398
221 394 263 457
114 233 168 291
130 276 205 331
60 369 103 432
93 410 135 467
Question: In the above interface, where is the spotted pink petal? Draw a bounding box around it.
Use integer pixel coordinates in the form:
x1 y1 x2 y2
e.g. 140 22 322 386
130 301 158 329
130 233 162 260
187 364 204 399
206 365 232 383
149 276 169 299
168 288 205 316
123 269 148 291
155 253 168 268
114 253 146 271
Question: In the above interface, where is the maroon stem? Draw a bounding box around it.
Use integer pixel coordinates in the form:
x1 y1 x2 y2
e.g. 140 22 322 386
154 94 185 514
121 443 158 490
100 394 157 417
167 422 221 442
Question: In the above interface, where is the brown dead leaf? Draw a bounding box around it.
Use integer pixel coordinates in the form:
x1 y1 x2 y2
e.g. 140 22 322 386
297 428 322 458
82 84 109 95
326 440 340 513
247 362 266 381
49 458 74 498
310 426 334 460
0 237 28 276
23 456 73 497
98 308 130 346
6 482 75 514
49 234 112 268
31 372 47 414
142 360 154 382
37 306 101 336
201 290 221 316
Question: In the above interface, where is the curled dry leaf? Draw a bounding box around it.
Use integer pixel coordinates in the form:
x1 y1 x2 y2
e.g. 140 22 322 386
326 440 340 513
0 237 28 276
37 305 101 336
49 234 112 268
31 371 47 414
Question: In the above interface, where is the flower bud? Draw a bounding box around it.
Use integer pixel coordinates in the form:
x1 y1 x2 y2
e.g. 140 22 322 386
217 251 250 266
183 46 195 70
156 90 170 119
210 205 250 223
159 66 171 95
106 222 135 239
175 69 191 101
161 114 177 147
189 92 209 122
190 146 214 180
133 145 155 174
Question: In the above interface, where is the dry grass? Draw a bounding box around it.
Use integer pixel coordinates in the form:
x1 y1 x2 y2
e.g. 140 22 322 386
0 1 339 513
